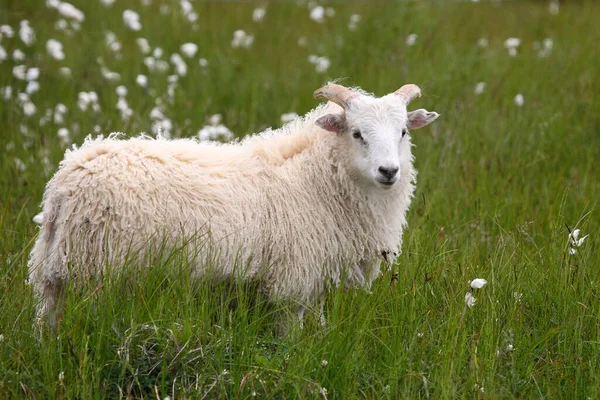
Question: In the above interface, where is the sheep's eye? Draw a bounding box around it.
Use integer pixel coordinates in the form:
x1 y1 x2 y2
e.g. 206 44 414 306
352 130 362 139
402 128 408 137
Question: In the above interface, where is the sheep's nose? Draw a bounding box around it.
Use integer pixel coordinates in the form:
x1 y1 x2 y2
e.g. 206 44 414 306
378 166 399 180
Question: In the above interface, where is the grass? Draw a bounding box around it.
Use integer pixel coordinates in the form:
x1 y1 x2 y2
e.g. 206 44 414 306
1 0 599 398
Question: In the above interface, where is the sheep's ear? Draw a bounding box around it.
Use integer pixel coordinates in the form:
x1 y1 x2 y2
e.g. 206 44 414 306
315 113 346 133
407 109 440 129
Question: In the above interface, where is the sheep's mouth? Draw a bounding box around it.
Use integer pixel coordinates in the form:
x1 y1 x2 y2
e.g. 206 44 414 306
376 179 396 187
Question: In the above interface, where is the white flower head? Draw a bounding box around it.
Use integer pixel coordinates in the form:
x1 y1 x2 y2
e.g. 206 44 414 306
281 112 298 124
180 42 198 58
136 74 148 88
310 6 325 23
470 278 487 289
47 39 65 60
19 20 36 46
514 94 524 107
406 34 417 46
474 82 486 95
231 30 254 48
12 49 26 62
57 3 85 22
137 38 151 54
465 292 477 308
253 7 266 22
477 37 489 48
569 229 589 250
348 14 361 31
123 10 142 31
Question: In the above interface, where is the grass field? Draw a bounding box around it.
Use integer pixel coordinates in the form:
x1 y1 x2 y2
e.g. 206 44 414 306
1 0 599 398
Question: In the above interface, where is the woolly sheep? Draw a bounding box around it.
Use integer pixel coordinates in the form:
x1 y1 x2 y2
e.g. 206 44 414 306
28 82 439 329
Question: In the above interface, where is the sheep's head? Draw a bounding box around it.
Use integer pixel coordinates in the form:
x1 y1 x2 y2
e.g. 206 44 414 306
314 83 439 189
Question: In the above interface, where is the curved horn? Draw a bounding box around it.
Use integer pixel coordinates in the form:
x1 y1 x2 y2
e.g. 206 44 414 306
313 83 357 110
394 84 421 104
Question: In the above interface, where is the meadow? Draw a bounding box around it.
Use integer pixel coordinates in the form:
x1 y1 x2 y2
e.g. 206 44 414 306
1 0 599 398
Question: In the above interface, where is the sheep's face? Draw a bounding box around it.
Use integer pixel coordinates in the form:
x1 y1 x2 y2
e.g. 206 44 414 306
315 84 439 189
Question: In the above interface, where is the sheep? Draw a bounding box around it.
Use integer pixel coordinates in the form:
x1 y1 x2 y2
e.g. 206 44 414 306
28 82 439 329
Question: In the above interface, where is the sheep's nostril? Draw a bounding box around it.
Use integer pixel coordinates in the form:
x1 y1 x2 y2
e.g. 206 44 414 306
378 166 399 179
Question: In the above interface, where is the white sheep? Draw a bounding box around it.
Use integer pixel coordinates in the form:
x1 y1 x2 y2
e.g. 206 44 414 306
28 83 439 329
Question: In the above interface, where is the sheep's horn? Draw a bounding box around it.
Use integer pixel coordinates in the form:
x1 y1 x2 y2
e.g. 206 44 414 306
313 83 357 110
394 84 421 104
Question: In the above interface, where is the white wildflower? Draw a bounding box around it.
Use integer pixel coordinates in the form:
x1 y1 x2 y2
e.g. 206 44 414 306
136 37 151 54
0 25 15 38
0 334 5 342
47 39 65 60
58 371 64 382
2 86 12 100
310 6 325 23
319 387 328 399
465 292 477 308
26 81 40 94
198 115 233 142
170 53 187 76
321 359 328 367
123 10 142 31
55 19 68 31
0 45 6 63
57 2 85 22
152 47 163 58
537 38 553 58
568 229 588 254
180 42 198 58
149 106 164 120
180 0 193 15
514 94 524 107
26 67 39 81
100 0 115 6
23 101 36 116
253 7 266 22
281 112 298 124
549 0 559 15
298 36 308 47
506 344 514 351
19 20 36 46
136 74 148 88
325 7 335 17
308 55 330 73
198 58 208 67
14 158 26 171
105 31 121 53
504 37 520 56
474 82 486 95
406 34 417 46
348 14 361 31
231 30 254 48
101 66 120 82
54 103 67 124
59 67 71 77
57 127 70 144
477 38 489 48
152 118 173 138
470 278 487 289
209 113 221 125
116 85 127 97
12 49 26 62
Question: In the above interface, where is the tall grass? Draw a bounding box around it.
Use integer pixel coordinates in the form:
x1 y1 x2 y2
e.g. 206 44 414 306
1 0 599 398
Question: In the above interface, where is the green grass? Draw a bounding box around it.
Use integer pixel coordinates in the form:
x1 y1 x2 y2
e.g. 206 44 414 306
1 0 599 398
